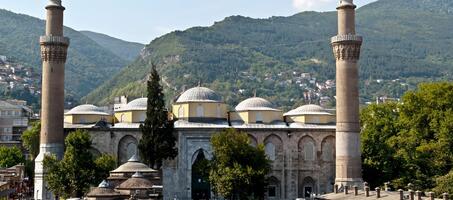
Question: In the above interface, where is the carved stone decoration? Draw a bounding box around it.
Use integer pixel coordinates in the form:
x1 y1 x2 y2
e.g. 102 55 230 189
40 36 69 63
40 44 68 63
331 41 362 61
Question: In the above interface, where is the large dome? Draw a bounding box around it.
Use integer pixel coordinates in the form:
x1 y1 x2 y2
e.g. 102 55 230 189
116 98 147 111
284 104 332 116
65 104 109 115
235 97 279 111
176 87 222 103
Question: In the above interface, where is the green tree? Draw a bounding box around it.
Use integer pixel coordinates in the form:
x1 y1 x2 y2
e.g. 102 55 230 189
0 146 25 168
360 102 402 187
21 121 40 159
360 82 453 191
432 170 453 195
138 65 177 168
44 130 97 198
390 82 453 189
94 154 117 184
209 129 271 200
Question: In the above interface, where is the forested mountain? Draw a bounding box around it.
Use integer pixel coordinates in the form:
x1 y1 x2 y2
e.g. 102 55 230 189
0 9 128 99
81 0 453 109
80 31 144 62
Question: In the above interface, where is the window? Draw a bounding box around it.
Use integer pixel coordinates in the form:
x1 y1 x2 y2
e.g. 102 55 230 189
304 141 315 161
7 111 12 116
265 143 276 161
120 114 126 123
256 112 263 123
322 142 333 161
178 106 184 118
196 105 204 117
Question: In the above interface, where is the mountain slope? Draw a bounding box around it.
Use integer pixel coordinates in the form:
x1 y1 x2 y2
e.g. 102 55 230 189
84 0 453 109
0 9 127 98
80 31 144 61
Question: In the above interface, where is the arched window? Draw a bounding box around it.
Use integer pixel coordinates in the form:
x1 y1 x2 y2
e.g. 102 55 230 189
120 114 126 123
304 141 315 161
265 143 276 161
196 105 204 117
322 142 333 161
178 106 185 118
256 112 263 123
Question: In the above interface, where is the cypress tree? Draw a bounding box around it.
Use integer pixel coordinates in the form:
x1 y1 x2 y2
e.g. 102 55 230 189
139 65 177 169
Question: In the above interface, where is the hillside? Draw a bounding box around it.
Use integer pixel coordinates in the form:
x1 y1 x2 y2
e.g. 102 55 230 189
84 0 453 110
80 31 144 61
0 9 128 99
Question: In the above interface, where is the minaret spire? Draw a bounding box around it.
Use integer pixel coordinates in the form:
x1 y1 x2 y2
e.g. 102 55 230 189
331 0 363 187
34 0 69 199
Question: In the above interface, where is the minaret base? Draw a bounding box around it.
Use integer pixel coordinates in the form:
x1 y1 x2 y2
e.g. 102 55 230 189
34 144 64 200
335 178 363 189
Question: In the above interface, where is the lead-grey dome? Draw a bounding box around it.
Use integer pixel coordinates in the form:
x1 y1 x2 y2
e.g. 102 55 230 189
65 104 109 116
116 98 147 111
235 97 279 111
176 87 222 103
284 104 332 116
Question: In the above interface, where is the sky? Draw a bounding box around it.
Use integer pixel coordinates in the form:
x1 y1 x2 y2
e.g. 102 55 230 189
0 0 377 44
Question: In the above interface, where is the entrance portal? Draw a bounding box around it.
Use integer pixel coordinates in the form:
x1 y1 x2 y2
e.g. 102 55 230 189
192 150 210 200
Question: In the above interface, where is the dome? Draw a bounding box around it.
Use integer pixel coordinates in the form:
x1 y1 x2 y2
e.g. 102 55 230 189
176 87 222 103
235 97 279 111
116 172 154 190
65 104 109 116
284 104 332 116
116 98 147 111
111 155 157 173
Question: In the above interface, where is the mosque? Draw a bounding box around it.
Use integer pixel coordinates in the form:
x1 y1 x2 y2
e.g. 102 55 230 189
63 86 337 199
35 0 364 199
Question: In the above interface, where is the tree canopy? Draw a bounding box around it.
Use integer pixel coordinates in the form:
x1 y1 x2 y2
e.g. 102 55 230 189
0 146 25 168
44 130 116 198
209 129 271 200
361 82 453 193
21 121 40 160
138 65 177 168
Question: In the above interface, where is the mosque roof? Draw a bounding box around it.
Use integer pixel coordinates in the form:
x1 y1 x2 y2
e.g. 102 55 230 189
86 180 126 197
116 172 154 190
116 98 147 112
235 97 280 111
65 104 110 116
176 87 222 103
111 155 157 173
284 104 333 116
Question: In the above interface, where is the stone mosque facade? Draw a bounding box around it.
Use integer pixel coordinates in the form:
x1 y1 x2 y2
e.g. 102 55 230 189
64 86 337 199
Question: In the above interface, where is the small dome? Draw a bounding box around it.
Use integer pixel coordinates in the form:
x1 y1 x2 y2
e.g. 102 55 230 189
235 97 279 111
176 87 222 103
116 173 154 190
116 98 147 111
65 104 109 115
111 155 156 173
284 104 332 116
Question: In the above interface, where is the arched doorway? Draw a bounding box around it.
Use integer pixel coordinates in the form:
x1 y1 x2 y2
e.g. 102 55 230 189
192 150 210 200
300 176 315 198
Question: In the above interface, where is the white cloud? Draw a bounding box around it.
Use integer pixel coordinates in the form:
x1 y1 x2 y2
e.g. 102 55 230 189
292 0 338 11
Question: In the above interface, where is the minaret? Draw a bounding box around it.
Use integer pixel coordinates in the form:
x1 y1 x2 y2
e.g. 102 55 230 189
331 0 363 187
34 0 69 199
